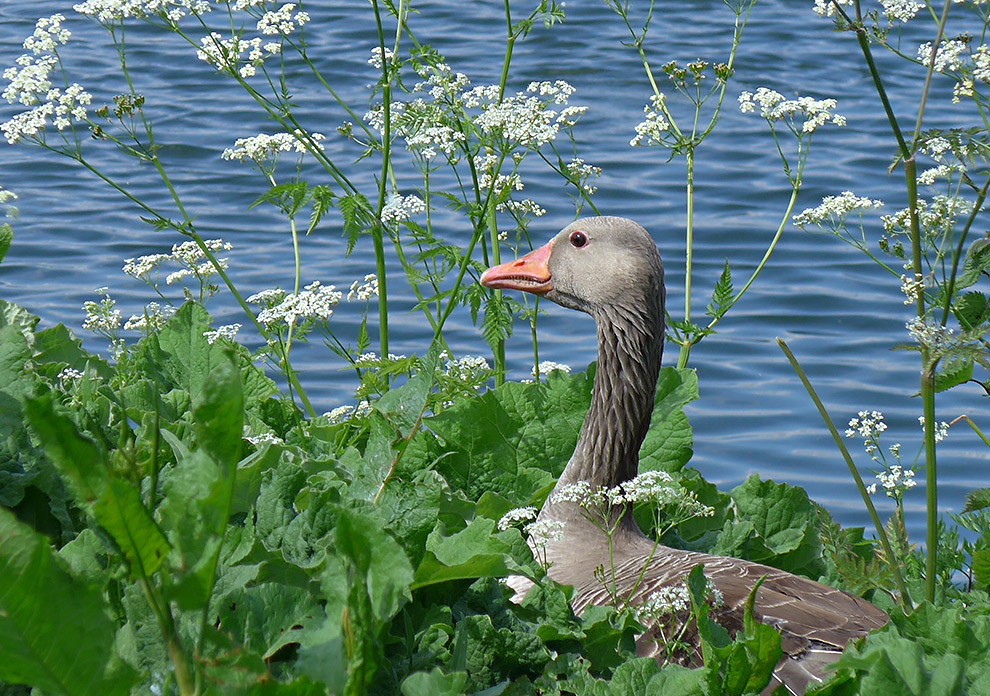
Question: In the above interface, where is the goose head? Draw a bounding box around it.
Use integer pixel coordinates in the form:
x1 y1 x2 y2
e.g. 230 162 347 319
480 216 665 323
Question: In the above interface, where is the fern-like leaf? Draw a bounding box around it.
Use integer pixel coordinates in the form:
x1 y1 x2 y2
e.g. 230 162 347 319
705 260 733 319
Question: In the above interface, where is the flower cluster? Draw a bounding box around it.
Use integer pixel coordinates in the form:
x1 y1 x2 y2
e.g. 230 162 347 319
2 17 93 144
905 317 956 354
532 361 571 377
324 400 373 423
468 80 578 148
203 323 241 344
879 0 924 23
164 239 232 291
440 351 492 383
123 301 176 332
638 584 691 617
347 274 379 301
72 0 211 23
222 130 325 164
368 46 394 70
380 193 426 224
523 518 566 567
738 87 846 134
899 273 924 305
244 432 283 447
630 94 671 147
793 191 884 230
918 39 969 73
919 415 951 443
564 158 602 195
812 0 853 17
551 472 714 528
251 281 342 328
845 409 887 454
256 4 309 35
865 464 917 498
497 506 538 531
197 32 281 78
82 287 121 335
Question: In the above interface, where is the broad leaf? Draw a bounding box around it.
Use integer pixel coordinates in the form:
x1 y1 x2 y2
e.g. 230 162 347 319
0 508 137 696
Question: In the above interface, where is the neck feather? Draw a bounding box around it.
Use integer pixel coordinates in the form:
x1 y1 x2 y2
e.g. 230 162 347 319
560 297 664 490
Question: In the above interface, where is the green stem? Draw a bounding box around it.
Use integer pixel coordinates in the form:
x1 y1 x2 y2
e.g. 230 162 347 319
372 0 391 360
776 338 913 610
676 149 696 369
951 415 990 447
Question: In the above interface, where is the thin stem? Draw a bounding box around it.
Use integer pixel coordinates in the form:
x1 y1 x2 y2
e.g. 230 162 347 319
950 414 990 447
372 0 391 360
675 149 696 370
777 338 913 610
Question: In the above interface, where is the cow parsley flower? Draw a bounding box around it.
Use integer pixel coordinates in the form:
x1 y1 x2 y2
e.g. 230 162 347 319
532 361 571 377
524 518 566 566
256 281 342 327
380 193 426 224
256 4 309 35
918 39 969 72
347 274 379 301
123 302 175 331
905 317 955 353
73 0 211 23
630 94 671 147
324 400 373 423
222 130 324 167
368 46 393 69
919 415 951 442
739 87 846 133
122 253 170 280
812 0 853 17
497 506 538 531
899 273 924 304
244 432 283 446
638 585 691 618
203 323 241 344
82 287 121 334
879 0 923 22
197 32 280 77
565 158 602 195
793 191 884 229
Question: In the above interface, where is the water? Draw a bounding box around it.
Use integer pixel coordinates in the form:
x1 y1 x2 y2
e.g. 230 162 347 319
0 0 986 541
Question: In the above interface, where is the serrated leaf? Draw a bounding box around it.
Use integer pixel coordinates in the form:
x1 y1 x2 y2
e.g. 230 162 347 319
935 358 973 393
963 488 990 514
705 260 734 319
957 236 990 289
973 549 990 590
412 517 527 589
0 507 138 696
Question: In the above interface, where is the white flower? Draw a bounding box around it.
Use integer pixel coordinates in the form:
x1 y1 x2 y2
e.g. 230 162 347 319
57 367 84 382
630 94 670 147
638 585 691 618
899 273 924 304
919 416 951 442
222 130 325 162
532 361 571 377
793 191 883 228
122 253 170 279
738 87 846 133
124 302 176 331
347 274 379 301
879 0 923 22
380 193 426 224
813 0 853 17
82 287 121 334
441 351 491 382
564 158 601 195
73 0 211 23
256 4 309 35
368 46 394 70
22 14 71 55
256 281 342 327
203 323 241 344
905 317 955 353
523 518 565 552
918 39 969 72
324 401 373 423
846 410 888 442
245 432 283 446
497 506 538 531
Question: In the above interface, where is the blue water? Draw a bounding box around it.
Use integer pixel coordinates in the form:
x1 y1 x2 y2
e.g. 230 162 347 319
0 0 986 541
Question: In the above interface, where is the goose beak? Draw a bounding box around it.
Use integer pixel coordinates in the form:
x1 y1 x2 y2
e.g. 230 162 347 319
479 241 554 294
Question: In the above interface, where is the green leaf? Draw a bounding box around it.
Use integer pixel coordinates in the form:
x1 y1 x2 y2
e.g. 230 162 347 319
935 358 973 393
24 395 169 578
705 260 734 319
973 549 990 590
713 475 823 576
192 348 244 471
953 291 989 329
412 517 527 589
957 236 990 289
963 487 990 514
401 668 468 696
0 222 11 265
0 507 137 696
639 367 699 474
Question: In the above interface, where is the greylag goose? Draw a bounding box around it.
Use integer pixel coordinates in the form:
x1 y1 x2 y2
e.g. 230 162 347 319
480 216 887 695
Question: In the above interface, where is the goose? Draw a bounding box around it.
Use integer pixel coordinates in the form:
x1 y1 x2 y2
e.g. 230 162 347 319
479 216 887 695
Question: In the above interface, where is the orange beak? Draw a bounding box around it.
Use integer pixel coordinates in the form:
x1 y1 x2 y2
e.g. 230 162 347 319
479 241 553 294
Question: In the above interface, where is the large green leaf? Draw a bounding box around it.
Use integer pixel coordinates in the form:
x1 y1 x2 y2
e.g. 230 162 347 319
0 507 137 696
24 395 169 578
639 367 699 473
412 517 528 589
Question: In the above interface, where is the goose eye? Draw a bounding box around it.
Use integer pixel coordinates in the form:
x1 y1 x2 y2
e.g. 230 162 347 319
569 231 588 248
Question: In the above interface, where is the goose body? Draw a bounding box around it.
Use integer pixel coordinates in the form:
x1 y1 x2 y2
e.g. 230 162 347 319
480 216 887 695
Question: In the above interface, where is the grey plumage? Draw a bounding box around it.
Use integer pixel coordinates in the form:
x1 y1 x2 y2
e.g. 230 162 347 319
480 216 887 695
